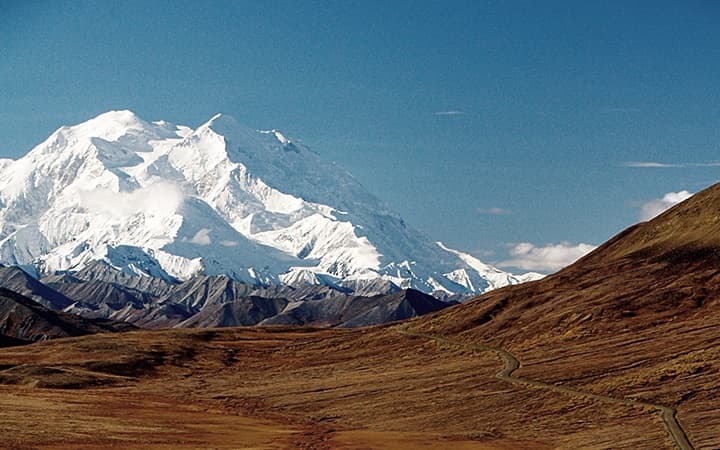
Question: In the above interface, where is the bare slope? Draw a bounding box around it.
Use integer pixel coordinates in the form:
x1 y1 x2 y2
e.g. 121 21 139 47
414 182 720 449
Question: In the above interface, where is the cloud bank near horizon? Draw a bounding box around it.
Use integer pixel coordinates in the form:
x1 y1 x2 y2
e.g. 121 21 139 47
500 242 597 273
624 161 720 168
639 190 693 221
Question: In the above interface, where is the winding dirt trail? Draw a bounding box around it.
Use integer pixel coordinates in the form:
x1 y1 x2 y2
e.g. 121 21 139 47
399 330 695 450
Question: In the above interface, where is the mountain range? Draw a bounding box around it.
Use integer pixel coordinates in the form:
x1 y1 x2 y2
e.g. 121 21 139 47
0 110 540 300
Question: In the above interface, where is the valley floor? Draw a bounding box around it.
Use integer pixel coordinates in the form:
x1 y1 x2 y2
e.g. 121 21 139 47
0 323 714 449
0 327 533 449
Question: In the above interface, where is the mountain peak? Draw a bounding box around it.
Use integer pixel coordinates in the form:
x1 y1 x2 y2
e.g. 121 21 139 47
93 109 142 122
196 113 262 148
86 109 147 129
0 111 537 298
65 109 162 143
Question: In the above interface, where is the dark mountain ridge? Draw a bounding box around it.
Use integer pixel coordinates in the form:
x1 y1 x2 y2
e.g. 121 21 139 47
0 261 455 330
0 287 135 345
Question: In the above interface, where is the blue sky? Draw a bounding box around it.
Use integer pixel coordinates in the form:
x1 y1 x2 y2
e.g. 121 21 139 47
2 0 720 272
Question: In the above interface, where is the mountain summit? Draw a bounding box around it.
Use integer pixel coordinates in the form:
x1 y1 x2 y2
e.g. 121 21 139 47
0 111 540 296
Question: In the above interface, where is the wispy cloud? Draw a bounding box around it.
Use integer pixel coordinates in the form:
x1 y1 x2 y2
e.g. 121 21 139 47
639 190 693 221
434 110 465 116
500 242 597 273
477 207 512 215
604 107 641 113
623 161 683 168
624 161 720 168
472 249 496 258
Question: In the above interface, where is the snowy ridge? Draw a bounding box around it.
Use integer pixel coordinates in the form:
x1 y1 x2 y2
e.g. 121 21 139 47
0 110 541 297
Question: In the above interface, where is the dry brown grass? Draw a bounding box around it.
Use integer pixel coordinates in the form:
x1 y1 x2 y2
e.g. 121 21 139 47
0 326 682 449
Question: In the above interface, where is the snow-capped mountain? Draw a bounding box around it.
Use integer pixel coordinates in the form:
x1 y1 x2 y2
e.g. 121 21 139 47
0 110 541 296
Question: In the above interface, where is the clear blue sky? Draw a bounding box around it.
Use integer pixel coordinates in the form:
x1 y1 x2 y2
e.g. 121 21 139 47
2 0 720 272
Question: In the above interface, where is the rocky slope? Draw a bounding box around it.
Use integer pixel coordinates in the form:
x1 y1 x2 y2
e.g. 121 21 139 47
0 287 134 343
38 263 453 328
257 289 451 328
0 265 75 309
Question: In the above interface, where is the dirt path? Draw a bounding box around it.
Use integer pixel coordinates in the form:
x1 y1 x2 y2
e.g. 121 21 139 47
399 330 695 450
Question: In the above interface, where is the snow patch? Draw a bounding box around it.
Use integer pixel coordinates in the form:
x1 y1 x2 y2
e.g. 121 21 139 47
187 228 212 245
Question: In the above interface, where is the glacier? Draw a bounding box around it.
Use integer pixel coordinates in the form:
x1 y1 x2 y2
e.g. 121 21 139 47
0 110 542 297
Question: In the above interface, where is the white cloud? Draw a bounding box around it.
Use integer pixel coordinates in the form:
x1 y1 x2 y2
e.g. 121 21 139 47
501 242 597 272
434 110 465 116
623 161 682 168
78 181 184 218
605 107 641 113
220 240 239 247
624 161 720 168
472 249 496 258
639 190 693 221
187 228 212 245
477 207 511 215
